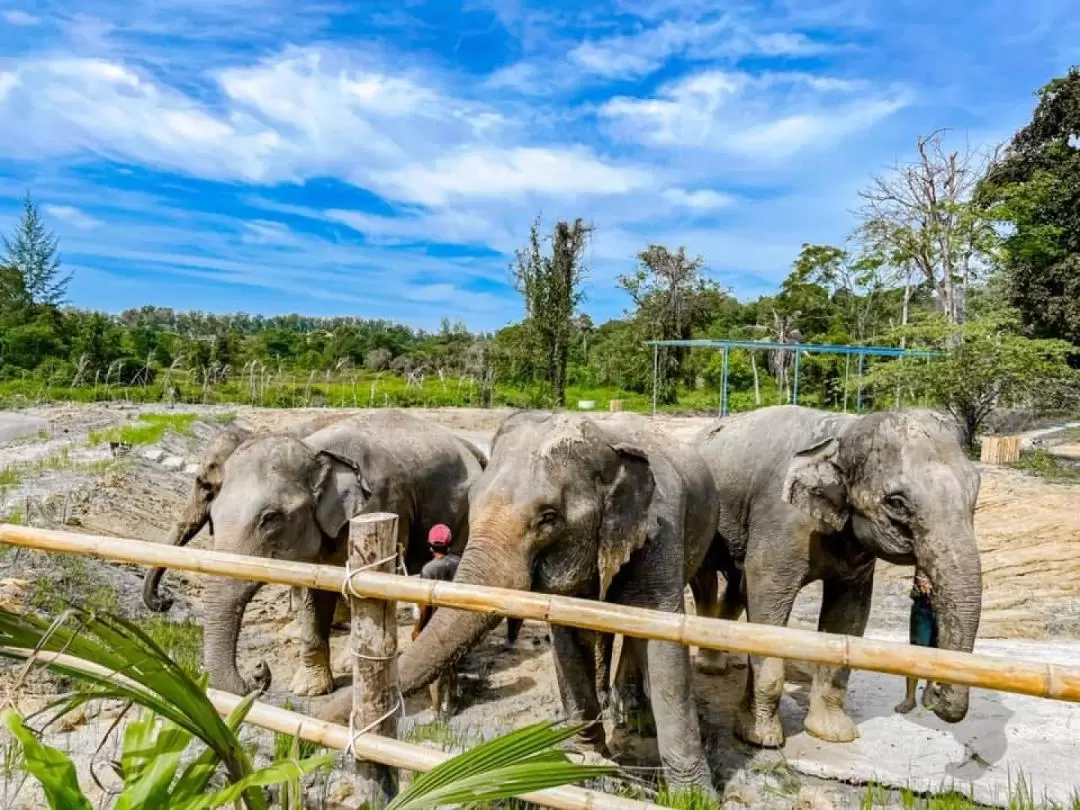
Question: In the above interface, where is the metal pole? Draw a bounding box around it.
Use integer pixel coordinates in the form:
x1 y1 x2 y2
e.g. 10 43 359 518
792 349 800 405
651 344 659 416
719 347 729 416
856 353 864 413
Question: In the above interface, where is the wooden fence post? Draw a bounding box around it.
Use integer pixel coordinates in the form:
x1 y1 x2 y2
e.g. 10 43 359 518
348 512 400 806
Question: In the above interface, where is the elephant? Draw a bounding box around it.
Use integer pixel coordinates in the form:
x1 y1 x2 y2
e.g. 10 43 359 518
200 409 485 699
692 405 981 748
319 410 722 797
142 413 352 613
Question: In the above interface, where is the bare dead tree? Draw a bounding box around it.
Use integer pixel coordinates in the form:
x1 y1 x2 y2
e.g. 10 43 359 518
857 129 999 324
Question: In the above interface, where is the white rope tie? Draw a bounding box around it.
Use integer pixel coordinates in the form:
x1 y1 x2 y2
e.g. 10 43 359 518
344 688 405 760
340 553 399 600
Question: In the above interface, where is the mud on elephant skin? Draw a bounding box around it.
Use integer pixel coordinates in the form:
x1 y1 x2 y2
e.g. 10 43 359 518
696 405 982 748
195 410 484 700
318 410 724 798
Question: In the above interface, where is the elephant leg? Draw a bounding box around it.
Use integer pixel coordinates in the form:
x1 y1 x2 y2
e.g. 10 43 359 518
505 617 523 646
804 573 873 743
611 637 654 737
332 596 350 629
735 570 801 749
289 587 337 697
632 635 715 799
550 625 608 754
690 568 743 675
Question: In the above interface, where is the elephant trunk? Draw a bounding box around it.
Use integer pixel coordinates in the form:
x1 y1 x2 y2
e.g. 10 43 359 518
919 526 983 723
202 576 269 696
143 492 210 612
398 527 531 695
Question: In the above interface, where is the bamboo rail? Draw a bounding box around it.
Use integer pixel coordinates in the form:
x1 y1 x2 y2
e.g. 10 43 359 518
2 523 1080 704
0 647 658 810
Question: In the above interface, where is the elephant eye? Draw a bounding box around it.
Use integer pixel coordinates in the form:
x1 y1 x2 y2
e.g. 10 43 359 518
883 493 909 515
536 509 560 528
258 509 283 530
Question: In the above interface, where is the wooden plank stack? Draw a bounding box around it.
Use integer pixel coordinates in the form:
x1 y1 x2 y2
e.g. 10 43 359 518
980 435 1021 465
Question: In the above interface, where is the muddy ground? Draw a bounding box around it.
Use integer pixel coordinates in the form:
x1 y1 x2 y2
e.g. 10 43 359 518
0 403 1078 809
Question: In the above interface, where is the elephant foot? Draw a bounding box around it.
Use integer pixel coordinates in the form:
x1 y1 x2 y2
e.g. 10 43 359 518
289 663 334 697
804 704 859 743
694 648 730 675
734 705 785 748
921 683 940 710
894 698 916 714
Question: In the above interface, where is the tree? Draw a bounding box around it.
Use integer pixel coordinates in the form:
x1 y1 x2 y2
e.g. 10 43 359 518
511 217 592 407
619 245 726 403
858 130 998 325
976 67 1080 344
863 312 1077 448
2 192 71 306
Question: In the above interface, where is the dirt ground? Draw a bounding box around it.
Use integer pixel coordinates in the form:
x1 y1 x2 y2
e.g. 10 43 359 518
1 403 1078 809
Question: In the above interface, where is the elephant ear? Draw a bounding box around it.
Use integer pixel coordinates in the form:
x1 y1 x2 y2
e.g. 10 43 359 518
597 441 656 600
781 437 848 531
311 450 374 540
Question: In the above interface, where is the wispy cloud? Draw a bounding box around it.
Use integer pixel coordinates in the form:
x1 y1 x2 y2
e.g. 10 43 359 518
3 10 39 26
601 70 909 159
43 204 102 230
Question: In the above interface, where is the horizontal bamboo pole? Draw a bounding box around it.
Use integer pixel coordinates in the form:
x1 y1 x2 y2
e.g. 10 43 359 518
3 523 1080 705
207 691 660 810
0 647 655 810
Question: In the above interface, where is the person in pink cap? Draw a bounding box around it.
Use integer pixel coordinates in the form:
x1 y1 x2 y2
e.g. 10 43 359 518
412 524 461 715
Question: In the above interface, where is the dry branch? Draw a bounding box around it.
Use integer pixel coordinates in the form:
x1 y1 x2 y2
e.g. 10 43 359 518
1 524 1079 704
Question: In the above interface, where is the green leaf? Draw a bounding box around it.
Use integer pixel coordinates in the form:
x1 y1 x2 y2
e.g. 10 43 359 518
1 708 93 810
171 754 336 810
388 721 615 810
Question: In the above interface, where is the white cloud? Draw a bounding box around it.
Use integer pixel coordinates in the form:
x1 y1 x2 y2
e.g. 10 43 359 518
0 47 647 210
568 17 832 80
600 69 908 158
373 147 654 206
3 10 39 26
661 188 735 210
42 204 102 230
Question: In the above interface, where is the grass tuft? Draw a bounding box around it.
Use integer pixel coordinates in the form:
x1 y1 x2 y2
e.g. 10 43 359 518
89 412 198 447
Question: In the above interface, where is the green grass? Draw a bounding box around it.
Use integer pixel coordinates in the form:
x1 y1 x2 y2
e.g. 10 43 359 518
857 774 1080 810
403 718 467 750
1013 449 1080 484
0 367 835 414
272 699 327 761
136 617 203 679
88 412 198 447
29 553 120 615
0 467 20 487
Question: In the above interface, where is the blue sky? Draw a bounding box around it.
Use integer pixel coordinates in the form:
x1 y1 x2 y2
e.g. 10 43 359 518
0 0 1076 332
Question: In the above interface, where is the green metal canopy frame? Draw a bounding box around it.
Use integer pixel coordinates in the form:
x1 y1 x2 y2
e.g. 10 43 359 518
643 338 940 416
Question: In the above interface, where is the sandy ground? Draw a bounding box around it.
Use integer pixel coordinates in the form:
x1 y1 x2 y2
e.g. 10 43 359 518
1 403 1078 808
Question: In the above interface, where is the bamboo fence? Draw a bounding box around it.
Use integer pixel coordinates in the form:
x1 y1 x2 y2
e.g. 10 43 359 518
2 522 1079 704
0 647 658 810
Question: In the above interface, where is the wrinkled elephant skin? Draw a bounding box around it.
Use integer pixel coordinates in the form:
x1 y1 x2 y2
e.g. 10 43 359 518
696 405 981 748
317 411 724 798
198 410 483 699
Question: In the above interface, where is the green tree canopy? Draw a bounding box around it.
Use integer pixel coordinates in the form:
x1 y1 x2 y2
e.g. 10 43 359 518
977 67 1080 344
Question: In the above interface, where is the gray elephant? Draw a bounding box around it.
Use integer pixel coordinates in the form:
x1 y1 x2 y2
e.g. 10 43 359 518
142 413 352 613
693 405 981 748
201 410 485 698
319 410 722 797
